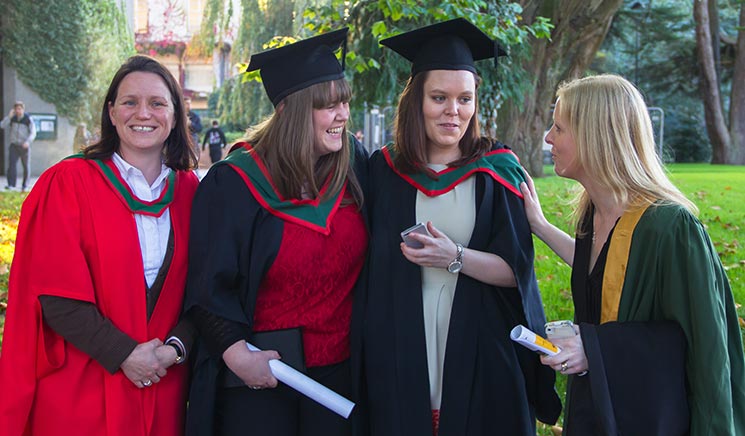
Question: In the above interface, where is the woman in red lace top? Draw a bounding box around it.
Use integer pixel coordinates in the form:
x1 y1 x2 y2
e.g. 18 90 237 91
183 28 368 436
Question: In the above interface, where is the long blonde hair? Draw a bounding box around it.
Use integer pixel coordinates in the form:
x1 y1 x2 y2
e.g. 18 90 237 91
555 74 697 231
246 78 362 206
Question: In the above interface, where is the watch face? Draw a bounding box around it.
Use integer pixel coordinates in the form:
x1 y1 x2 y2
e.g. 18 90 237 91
447 261 463 273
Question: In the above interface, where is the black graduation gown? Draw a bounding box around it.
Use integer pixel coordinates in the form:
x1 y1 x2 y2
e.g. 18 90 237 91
353 147 560 436
184 141 369 436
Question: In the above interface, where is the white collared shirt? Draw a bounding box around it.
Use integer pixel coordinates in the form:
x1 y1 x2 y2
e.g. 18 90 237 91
112 152 171 288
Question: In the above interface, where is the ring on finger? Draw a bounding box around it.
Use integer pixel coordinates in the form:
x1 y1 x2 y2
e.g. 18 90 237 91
560 361 569 372
143 379 153 387
249 385 261 390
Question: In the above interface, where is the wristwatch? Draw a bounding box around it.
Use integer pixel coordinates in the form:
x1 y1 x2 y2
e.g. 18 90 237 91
447 243 464 274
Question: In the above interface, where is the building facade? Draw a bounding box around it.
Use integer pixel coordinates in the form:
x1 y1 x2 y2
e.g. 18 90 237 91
1 0 234 177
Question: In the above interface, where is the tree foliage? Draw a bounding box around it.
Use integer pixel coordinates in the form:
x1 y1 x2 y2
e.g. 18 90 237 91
197 0 552 134
200 0 624 172
1 0 133 126
302 0 553 141
598 1 699 100
595 0 708 163
492 0 623 175
199 0 301 131
300 0 621 174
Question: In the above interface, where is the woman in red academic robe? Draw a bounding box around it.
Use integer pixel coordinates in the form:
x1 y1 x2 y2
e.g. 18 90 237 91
0 55 199 436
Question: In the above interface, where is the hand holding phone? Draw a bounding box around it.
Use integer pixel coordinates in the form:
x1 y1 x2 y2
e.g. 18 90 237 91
545 320 576 340
400 222 431 249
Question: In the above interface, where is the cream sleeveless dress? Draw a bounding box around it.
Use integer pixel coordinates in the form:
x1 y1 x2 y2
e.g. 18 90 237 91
415 163 476 410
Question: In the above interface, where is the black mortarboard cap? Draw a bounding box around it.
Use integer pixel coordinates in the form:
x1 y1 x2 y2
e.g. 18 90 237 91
380 18 506 76
246 28 348 106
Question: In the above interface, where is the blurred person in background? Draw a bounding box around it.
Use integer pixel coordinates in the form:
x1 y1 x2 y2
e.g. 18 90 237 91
1 100 36 191
202 119 227 164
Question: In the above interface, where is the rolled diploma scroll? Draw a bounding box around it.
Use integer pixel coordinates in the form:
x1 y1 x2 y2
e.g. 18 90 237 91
245 342 355 418
509 325 561 356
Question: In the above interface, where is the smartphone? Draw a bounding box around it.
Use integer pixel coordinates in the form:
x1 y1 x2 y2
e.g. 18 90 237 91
400 222 431 249
545 320 576 340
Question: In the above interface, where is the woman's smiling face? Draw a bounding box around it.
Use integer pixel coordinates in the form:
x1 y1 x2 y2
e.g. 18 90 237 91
312 82 350 159
108 71 175 158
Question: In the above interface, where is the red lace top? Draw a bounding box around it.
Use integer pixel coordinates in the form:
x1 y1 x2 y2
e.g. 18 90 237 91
252 201 367 367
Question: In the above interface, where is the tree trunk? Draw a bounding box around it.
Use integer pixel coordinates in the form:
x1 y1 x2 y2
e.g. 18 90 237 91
729 2 745 164
497 0 623 176
694 0 745 165
707 0 721 83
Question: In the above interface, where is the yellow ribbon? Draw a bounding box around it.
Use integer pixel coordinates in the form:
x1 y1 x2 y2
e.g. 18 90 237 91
600 204 651 323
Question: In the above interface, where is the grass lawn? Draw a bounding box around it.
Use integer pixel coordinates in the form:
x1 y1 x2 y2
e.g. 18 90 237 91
0 163 742 434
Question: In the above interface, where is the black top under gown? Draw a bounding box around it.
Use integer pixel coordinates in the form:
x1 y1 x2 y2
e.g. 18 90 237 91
564 215 612 435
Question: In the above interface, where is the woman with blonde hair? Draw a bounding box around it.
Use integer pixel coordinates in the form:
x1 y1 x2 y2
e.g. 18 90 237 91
184 28 367 436
521 74 745 435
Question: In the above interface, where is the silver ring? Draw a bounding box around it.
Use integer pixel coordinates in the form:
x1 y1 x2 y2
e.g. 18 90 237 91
560 362 569 372
249 385 261 390
143 379 152 387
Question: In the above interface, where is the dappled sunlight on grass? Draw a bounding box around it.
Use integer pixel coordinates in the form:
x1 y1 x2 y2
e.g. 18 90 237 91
668 166 744 297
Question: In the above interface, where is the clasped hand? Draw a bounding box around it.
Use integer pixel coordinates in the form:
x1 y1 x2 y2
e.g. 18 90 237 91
120 338 178 388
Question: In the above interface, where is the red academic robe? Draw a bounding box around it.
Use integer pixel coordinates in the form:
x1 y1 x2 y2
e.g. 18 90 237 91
0 157 198 436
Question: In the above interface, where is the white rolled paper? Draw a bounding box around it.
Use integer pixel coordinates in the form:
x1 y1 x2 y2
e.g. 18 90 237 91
509 324 561 356
246 342 355 418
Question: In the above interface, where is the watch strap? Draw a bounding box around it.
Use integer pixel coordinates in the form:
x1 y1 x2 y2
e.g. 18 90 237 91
165 336 186 364
447 243 464 273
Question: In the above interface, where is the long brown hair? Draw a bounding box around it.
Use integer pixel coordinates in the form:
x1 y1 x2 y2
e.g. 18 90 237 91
84 55 197 170
246 78 363 206
392 70 492 175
